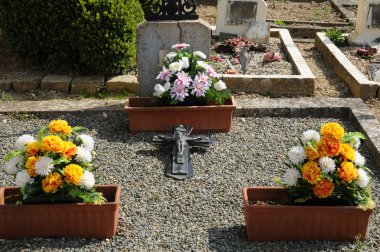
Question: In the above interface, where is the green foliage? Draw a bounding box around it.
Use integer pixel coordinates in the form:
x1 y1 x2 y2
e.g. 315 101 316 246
0 0 144 75
274 20 286 26
326 28 348 47
1 91 12 101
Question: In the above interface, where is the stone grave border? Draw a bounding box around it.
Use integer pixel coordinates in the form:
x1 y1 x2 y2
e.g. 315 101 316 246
315 32 380 100
220 28 315 97
0 97 379 167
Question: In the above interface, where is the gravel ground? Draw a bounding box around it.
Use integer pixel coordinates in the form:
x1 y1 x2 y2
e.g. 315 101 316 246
211 38 295 75
0 112 379 251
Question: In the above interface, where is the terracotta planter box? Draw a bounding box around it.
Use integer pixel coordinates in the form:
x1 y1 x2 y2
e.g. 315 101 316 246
125 97 236 134
242 187 372 241
0 185 120 239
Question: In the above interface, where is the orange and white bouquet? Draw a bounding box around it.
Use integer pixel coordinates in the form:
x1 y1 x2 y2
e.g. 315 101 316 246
276 122 374 210
3 119 105 204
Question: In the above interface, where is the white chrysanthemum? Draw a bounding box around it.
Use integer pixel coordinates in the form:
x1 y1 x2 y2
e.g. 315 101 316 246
15 134 36 150
357 168 370 188
301 130 320 146
288 146 306 165
179 57 189 69
214 80 227 91
15 170 34 187
283 168 301 186
169 61 183 72
75 146 92 163
197 60 209 70
35 156 54 176
4 156 24 175
164 82 171 91
79 170 95 189
354 151 366 166
79 134 95 152
349 136 361 149
153 83 166 97
318 156 336 173
193 51 206 59
166 52 177 60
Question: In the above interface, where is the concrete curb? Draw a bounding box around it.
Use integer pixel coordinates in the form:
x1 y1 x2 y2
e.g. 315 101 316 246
315 32 380 99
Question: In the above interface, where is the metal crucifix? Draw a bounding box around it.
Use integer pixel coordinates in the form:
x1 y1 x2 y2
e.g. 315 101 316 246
152 125 214 180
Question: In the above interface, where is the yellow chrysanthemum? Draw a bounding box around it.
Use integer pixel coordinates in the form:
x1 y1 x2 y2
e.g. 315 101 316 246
302 161 321 185
313 179 334 198
42 135 64 154
320 135 340 157
49 119 72 136
26 141 40 157
61 141 77 160
339 143 355 161
42 172 63 194
63 164 84 185
25 156 38 177
305 146 319 160
320 122 345 140
338 161 358 183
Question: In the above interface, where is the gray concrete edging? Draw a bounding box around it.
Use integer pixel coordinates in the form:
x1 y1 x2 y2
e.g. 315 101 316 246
315 32 380 100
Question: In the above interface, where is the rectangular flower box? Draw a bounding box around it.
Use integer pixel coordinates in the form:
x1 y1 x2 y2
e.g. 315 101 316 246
0 185 120 239
124 97 236 134
242 187 372 241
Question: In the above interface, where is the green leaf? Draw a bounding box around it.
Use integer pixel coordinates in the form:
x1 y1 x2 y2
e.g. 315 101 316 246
72 126 89 133
341 132 366 143
20 184 33 200
51 156 70 165
4 150 24 162
37 126 48 142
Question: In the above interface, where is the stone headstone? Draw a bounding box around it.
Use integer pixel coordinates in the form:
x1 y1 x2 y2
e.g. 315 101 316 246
244 21 270 44
215 0 267 36
369 64 380 82
348 0 380 44
137 20 211 96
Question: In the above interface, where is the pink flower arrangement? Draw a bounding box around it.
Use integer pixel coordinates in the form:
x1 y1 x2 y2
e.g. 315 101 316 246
153 43 231 105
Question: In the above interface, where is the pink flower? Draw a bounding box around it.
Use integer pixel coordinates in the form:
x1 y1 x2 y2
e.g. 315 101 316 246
171 43 190 50
156 66 172 82
191 81 207 97
170 83 189 102
175 71 192 87
206 66 220 78
209 55 223 63
194 73 210 87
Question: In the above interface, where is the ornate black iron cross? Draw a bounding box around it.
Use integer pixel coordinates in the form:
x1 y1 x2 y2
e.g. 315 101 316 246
142 0 198 21
152 125 214 180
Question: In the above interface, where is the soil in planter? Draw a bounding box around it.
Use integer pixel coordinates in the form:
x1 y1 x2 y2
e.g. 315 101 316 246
210 38 296 75
249 198 355 206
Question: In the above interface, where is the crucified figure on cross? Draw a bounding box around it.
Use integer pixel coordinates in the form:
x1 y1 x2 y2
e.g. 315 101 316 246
152 125 214 180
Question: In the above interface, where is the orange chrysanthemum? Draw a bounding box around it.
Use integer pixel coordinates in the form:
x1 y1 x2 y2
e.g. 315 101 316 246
338 161 358 183
320 135 340 157
302 161 321 185
42 172 63 194
320 122 345 140
63 164 84 185
48 119 72 136
42 135 64 154
26 141 40 157
61 141 77 160
313 179 334 198
339 143 355 161
25 156 38 177
305 146 320 160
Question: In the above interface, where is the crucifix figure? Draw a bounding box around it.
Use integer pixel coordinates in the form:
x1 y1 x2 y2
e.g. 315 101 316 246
152 125 214 180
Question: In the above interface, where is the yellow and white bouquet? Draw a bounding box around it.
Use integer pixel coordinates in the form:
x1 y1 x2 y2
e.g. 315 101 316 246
4 119 105 204
277 122 374 210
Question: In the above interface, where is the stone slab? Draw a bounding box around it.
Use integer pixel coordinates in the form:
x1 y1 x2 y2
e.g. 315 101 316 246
315 32 380 99
221 29 315 97
71 76 104 95
137 20 211 96
40 75 72 94
245 21 270 44
11 76 42 93
106 75 138 93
